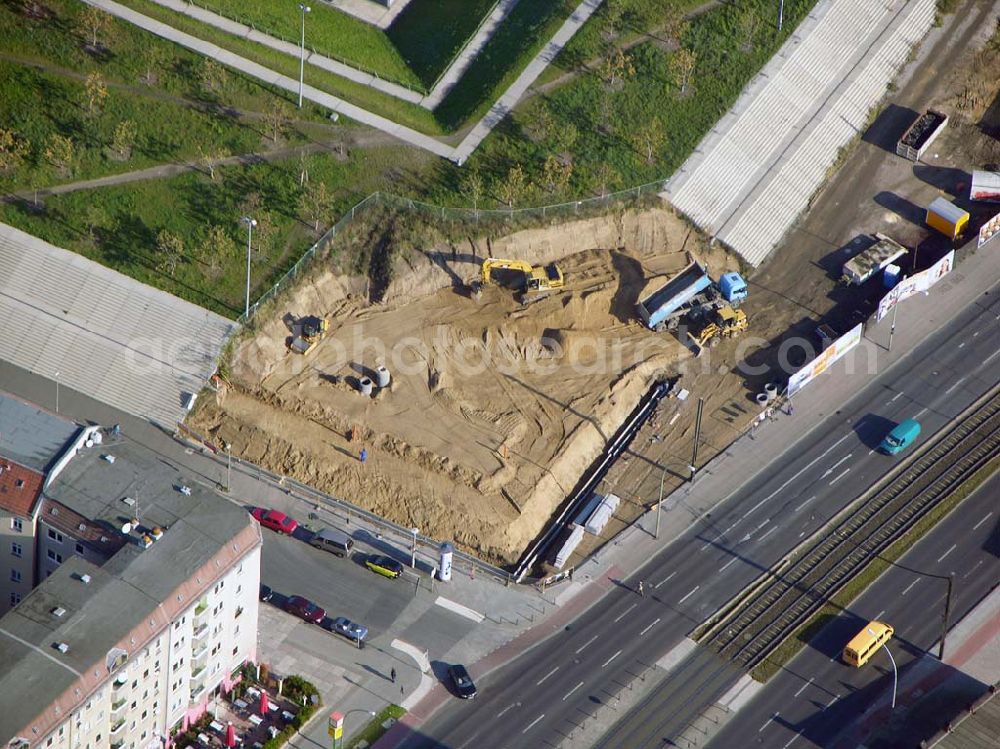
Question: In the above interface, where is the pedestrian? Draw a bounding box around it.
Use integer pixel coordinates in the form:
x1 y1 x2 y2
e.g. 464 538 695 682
391 667 397 684
359 447 368 464
637 581 645 597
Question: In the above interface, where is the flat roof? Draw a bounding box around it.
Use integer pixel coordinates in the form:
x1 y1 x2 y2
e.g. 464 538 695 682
0 392 78 473
0 437 260 746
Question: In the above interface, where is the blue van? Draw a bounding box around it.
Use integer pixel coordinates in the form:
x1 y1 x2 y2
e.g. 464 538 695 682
879 418 921 455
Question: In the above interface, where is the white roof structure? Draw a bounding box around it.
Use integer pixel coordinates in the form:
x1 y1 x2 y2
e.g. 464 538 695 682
664 0 937 267
0 223 235 425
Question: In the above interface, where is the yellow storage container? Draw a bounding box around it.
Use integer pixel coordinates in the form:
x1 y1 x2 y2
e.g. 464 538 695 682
926 196 969 240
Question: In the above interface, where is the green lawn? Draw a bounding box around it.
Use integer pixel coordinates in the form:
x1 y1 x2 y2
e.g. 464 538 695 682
386 0 497 89
346 705 406 749
184 0 421 89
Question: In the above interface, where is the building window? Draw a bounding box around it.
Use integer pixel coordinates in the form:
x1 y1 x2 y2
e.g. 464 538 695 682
11 542 22 558
47 529 64 543
76 543 85 555
11 518 22 533
9 591 21 606
232 646 239 656
47 550 63 564
10 569 21 583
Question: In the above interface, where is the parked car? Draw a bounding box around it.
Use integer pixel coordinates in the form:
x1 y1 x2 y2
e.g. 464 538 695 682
364 554 404 579
259 584 273 602
448 664 477 699
284 595 325 624
324 616 368 643
251 508 299 535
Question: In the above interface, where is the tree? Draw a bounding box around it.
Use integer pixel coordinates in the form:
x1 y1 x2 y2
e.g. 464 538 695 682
494 164 528 209
659 7 690 44
84 204 109 242
197 144 228 180
197 225 236 273
110 119 137 160
551 121 579 155
155 230 184 274
670 48 697 96
738 7 762 52
84 71 109 115
459 168 485 214
600 0 626 45
0 129 30 173
43 133 75 176
298 181 334 232
79 5 112 49
540 155 573 195
600 48 635 88
264 100 291 143
199 58 227 94
142 45 172 86
629 116 665 165
593 162 620 198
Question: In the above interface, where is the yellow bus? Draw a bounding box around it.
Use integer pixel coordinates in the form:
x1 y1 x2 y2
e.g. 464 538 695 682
843 620 893 667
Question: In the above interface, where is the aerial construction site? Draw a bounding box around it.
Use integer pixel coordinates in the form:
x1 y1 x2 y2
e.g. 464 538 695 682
188 207 751 566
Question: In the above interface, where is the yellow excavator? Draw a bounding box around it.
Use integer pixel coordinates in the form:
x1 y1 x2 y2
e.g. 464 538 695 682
289 316 329 355
686 305 748 357
475 258 565 304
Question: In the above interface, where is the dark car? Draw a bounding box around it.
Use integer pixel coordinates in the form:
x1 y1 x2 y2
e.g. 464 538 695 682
364 554 404 578
251 508 299 535
324 616 369 643
284 595 326 624
259 584 273 602
448 664 477 699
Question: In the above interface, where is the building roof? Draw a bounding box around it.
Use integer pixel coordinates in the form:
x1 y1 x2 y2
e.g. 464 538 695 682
0 392 78 474
0 437 260 747
0 458 44 517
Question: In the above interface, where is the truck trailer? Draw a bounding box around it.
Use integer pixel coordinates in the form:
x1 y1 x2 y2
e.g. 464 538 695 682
636 262 748 331
842 234 908 286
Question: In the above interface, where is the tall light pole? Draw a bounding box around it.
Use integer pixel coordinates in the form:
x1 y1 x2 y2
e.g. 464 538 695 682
54 371 60 413
410 527 419 568
298 4 311 108
241 216 256 319
223 441 232 493
778 0 784 31
869 628 897 709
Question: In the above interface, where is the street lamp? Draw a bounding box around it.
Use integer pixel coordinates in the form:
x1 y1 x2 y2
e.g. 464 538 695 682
868 627 897 709
335 709 375 749
223 441 232 493
241 216 256 319
778 0 784 31
298 4 311 108
410 527 419 568
54 370 60 414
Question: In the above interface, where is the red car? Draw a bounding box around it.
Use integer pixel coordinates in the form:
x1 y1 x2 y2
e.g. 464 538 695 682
284 595 325 624
251 508 298 535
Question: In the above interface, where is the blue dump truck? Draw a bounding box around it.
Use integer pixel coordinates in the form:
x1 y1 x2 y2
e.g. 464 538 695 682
636 262 748 331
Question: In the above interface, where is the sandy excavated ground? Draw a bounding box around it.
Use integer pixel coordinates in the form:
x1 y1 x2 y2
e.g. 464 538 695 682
189 208 742 564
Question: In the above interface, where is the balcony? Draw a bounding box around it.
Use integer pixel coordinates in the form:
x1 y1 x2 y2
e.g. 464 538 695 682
112 675 127 691
110 719 126 736
111 742 124 749
191 664 206 680
111 697 127 714
192 644 208 662
192 622 209 641
190 683 206 701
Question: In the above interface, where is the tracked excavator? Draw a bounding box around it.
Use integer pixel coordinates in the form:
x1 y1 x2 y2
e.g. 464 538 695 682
472 258 565 304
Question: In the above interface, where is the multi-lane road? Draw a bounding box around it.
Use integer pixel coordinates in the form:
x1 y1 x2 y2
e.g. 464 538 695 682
398 286 1000 749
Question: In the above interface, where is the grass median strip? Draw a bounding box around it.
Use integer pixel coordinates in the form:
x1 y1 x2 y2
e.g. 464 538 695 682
345 705 406 749
750 454 1000 683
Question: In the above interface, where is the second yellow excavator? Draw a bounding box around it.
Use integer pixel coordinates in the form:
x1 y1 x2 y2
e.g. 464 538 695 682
475 258 565 304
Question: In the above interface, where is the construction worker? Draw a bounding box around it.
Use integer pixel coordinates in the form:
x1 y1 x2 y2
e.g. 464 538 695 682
391 667 397 684
638 581 645 597
359 447 368 464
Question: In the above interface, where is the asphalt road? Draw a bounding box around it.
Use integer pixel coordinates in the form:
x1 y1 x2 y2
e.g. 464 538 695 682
399 284 1000 749
706 469 1000 749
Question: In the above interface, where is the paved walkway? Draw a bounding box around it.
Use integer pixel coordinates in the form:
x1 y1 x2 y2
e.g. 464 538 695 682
324 0 413 30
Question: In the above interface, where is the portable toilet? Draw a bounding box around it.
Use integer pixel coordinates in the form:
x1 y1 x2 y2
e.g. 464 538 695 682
883 263 901 288
926 196 969 240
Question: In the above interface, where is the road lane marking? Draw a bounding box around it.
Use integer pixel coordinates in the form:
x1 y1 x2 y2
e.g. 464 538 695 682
639 618 660 636
759 713 780 732
496 704 517 718
563 682 584 701
826 694 840 709
720 557 739 572
575 635 598 654
794 678 814 697
901 580 920 596
741 434 852 520
678 586 700 605
522 714 545 733
915 407 929 418
891 392 903 402
986 349 1000 364
435 596 485 623
783 735 798 749
536 667 559 686
875 610 885 620
700 532 726 551
829 468 850 485
973 512 993 531
829 454 852 471
602 650 622 668
963 560 984 579
614 603 637 623
937 544 956 563
794 495 817 512
655 572 677 589
757 526 778 543
945 377 966 394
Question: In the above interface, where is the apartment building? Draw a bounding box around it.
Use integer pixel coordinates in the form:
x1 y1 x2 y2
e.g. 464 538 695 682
0 395 263 749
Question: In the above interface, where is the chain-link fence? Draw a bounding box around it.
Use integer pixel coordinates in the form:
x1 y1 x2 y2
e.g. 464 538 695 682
240 178 667 324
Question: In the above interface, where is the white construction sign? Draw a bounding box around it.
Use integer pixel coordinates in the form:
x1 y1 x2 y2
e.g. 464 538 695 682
978 210 1000 249
787 323 863 396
